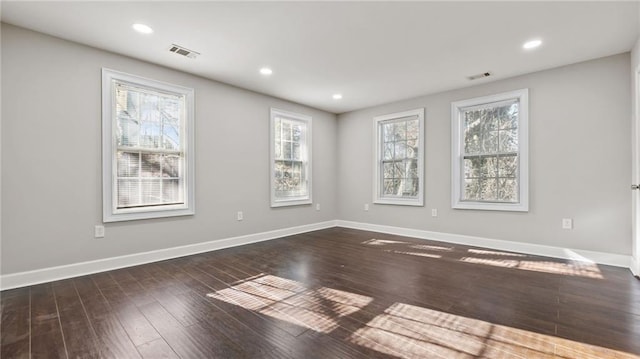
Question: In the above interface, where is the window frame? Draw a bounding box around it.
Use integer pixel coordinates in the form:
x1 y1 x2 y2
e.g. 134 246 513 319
451 88 529 212
373 108 425 206
269 108 312 207
102 68 195 222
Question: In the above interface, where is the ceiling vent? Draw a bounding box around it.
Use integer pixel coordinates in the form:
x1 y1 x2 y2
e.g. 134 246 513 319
467 72 491 81
168 44 200 59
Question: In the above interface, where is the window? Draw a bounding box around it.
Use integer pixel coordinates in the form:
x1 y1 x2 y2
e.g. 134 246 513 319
102 69 195 222
270 108 312 207
374 108 424 206
451 89 528 211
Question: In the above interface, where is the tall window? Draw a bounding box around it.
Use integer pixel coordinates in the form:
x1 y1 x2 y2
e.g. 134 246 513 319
374 108 424 206
451 89 528 211
270 108 312 207
102 69 195 222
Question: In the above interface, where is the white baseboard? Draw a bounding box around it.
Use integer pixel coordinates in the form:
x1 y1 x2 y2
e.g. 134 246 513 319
632 256 640 277
2 219 635 290
0 220 337 290
336 220 633 269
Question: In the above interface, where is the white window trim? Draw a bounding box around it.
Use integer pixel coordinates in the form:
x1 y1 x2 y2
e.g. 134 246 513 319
451 88 529 212
270 108 312 207
373 108 425 206
102 68 195 222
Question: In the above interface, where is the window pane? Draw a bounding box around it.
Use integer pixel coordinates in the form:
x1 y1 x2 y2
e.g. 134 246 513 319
498 155 518 177
498 178 519 202
480 178 497 200
407 160 418 179
499 104 519 130
383 179 395 195
389 179 401 195
163 123 180 150
482 131 498 153
117 179 139 207
383 162 394 179
499 129 518 152
464 124 481 154
406 120 419 140
162 154 180 178
383 143 394 160
292 124 302 142
117 152 139 177
274 160 307 197
283 142 292 160
274 143 282 159
464 178 480 200
117 117 140 147
293 143 301 160
394 122 406 140
141 179 162 205
383 123 395 142
141 153 162 177
162 179 181 203
403 177 418 197
406 138 418 158
394 161 405 179
283 122 292 141
394 142 406 159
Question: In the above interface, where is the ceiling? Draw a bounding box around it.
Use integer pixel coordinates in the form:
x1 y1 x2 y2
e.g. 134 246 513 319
2 1 638 114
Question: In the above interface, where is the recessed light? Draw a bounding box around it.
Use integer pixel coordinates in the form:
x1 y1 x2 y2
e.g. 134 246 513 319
260 67 273 76
523 39 542 50
132 23 153 34
332 94 343 100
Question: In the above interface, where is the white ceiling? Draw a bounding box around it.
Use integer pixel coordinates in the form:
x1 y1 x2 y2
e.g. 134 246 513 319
2 1 638 114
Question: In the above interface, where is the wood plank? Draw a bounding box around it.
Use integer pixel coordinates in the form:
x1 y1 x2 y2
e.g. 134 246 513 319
73 276 141 358
30 283 67 359
51 279 101 358
1 287 30 359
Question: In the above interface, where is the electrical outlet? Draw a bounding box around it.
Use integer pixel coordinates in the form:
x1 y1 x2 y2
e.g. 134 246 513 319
431 209 438 217
316 203 321 211
562 218 573 229
94 225 105 238
364 203 369 211
237 211 243 221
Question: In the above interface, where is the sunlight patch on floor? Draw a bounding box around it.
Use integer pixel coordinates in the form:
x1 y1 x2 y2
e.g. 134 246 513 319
348 302 637 359
460 257 603 279
207 274 372 333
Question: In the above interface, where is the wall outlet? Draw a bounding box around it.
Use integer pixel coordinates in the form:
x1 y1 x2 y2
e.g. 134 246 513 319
364 203 369 211
94 225 105 238
237 211 243 221
316 203 321 211
562 218 573 229
431 208 438 217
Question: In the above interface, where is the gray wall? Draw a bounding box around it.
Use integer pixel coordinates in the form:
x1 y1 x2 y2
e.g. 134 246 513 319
1 24 338 274
337 53 632 255
1 23 634 276
631 38 640 270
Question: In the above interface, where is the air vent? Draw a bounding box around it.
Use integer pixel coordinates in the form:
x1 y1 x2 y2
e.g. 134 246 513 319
467 72 491 81
168 44 200 59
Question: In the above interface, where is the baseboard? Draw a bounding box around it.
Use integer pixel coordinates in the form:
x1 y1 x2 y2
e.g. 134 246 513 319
0 220 338 290
632 256 640 277
336 220 632 269
3 219 634 290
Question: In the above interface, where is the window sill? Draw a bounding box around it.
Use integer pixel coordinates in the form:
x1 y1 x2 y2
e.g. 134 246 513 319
374 198 424 207
453 201 528 212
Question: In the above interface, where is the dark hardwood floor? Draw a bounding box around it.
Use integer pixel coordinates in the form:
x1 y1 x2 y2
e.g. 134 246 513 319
2 227 640 358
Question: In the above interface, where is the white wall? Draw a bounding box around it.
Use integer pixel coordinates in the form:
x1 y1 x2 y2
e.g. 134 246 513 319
338 53 632 256
1 24 338 275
